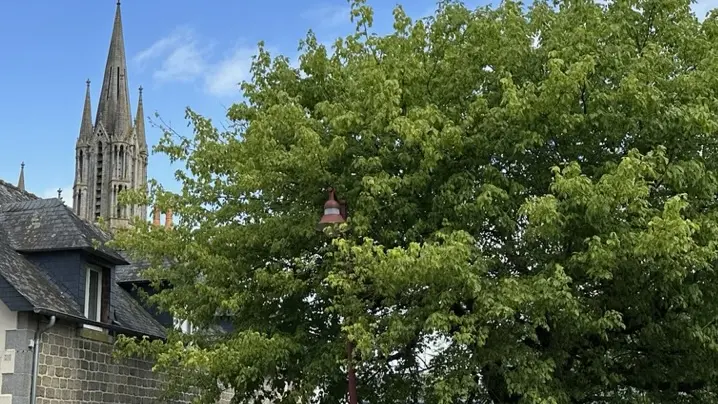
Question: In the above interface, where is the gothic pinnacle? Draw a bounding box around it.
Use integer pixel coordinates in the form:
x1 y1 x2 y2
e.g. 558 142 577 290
79 79 94 142
17 162 25 191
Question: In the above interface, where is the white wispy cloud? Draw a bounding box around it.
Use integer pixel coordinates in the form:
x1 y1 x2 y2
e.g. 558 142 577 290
155 43 208 82
134 28 256 97
204 46 255 97
134 27 212 84
300 4 351 29
135 5 356 98
134 26 192 66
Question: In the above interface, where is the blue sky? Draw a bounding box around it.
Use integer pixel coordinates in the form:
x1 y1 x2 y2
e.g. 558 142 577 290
0 0 713 202
0 0 460 202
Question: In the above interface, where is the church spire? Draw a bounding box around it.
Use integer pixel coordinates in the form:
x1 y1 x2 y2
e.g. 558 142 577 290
17 162 25 191
135 86 147 152
78 80 93 142
73 2 146 230
95 0 132 138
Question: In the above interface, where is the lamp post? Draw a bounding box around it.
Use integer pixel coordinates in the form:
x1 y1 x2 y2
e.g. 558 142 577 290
317 188 357 404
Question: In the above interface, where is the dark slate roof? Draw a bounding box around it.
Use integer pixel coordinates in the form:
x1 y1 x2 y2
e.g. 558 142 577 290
0 178 38 204
111 285 167 339
0 236 85 317
0 181 165 339
116 251 175 284
115 251 151 283
0 198 126 264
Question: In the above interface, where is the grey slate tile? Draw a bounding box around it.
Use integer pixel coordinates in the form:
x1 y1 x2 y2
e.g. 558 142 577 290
0 236 84 317
115 251 153 283
0 198 125 263
111 286 167 339
0 179 38 204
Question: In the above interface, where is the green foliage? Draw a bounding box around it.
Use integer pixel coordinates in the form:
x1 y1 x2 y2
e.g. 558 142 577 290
114 0 718 402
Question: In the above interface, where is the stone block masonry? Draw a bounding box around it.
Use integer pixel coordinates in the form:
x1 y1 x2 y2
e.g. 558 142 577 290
27 321 232 404
35 323 187 404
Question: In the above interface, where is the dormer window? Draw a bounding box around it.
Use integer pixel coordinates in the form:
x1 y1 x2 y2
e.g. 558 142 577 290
85 266 102 322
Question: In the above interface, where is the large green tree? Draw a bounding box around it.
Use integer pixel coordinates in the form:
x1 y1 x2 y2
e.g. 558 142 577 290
115 0 718 402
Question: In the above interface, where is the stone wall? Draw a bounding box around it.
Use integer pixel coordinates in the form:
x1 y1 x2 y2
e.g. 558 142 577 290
36 324 186 404
37 324 190 404
1 316 232 404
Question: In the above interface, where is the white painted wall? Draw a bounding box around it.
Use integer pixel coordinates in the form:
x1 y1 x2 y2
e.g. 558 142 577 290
0 299 17 351
0 299 18 403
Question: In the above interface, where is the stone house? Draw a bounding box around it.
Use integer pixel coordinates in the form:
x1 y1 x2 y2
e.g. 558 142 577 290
0 179 208 404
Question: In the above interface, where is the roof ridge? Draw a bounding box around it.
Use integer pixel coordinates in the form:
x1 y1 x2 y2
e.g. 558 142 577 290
0 178 40 200
0 198 63 212
64 204 114 240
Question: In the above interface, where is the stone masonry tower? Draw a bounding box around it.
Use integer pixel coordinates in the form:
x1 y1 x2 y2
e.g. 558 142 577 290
73 1 148 231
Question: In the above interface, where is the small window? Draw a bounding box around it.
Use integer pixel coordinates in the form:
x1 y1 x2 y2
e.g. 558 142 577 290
84 267 102 322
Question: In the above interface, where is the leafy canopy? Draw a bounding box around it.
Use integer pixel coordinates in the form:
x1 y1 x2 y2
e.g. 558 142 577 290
115 0 718 402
